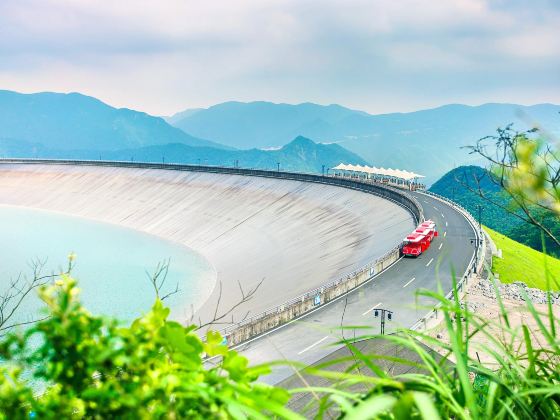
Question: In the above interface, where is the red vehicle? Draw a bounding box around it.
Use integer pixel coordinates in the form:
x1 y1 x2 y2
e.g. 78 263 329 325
402 220 438 257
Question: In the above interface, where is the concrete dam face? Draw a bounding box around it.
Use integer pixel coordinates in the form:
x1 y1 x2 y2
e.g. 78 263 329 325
0 164 415 327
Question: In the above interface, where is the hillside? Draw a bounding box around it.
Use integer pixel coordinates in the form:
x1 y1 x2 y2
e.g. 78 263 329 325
169 101 560 183
430 165 560 256
429 166 520 234
0 90 228 152
1 136 367 174
485 227 560 291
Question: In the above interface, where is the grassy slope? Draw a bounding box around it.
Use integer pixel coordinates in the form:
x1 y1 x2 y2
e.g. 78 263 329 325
485 226 560 291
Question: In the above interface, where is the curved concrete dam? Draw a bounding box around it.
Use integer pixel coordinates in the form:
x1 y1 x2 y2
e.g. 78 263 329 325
0 163 415 327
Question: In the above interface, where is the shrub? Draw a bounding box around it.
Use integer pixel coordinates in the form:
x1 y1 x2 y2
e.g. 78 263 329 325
0 275 297 419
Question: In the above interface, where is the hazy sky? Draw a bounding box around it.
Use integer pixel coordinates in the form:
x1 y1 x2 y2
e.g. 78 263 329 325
1 0 559 115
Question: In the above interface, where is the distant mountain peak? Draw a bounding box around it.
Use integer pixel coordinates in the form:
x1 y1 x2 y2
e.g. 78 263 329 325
285 135 315 147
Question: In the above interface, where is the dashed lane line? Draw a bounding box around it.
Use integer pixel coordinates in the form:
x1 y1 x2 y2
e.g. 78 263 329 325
444 231 447 237
298 336 330 355
403 277 416 288
438 243 443 250
362 302 382 316
426 258 434 267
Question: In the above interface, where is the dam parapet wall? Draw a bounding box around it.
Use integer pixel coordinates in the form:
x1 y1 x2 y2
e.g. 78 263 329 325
0 159 423 346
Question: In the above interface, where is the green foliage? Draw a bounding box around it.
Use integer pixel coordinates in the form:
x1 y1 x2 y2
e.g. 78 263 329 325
289 280 560 419
0 276 297 419
429 165 522 234
485 226 560 290
430 165 560 256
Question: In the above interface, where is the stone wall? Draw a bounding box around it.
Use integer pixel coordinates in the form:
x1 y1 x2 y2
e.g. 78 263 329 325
225 247 401 346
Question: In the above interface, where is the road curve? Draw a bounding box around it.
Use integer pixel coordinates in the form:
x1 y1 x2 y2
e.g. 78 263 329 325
220 192 476 384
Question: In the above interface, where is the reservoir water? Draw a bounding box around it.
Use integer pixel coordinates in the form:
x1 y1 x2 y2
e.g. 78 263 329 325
0 205 216 325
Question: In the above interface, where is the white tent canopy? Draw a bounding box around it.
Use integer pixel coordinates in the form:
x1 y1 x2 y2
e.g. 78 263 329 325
331 163 424 182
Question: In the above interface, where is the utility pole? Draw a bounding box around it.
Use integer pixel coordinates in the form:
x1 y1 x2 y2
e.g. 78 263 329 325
374 308 393 335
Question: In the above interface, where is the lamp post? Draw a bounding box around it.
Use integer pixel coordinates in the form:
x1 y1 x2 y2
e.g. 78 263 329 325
470 237 483 274
374 308 393 335
277 162 280 172
322 164 325 176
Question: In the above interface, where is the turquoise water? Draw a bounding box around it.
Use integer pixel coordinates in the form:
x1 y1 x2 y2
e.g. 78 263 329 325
0 205 215 325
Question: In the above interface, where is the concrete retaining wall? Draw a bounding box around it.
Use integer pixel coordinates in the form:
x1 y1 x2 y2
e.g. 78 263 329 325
226 247 401 345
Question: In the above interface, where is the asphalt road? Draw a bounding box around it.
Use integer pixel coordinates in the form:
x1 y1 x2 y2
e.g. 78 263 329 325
213 191 476 384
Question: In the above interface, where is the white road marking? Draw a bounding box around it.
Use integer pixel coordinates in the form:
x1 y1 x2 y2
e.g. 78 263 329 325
445 221 448 227
298 336 330 355
438 243 443 250
441 213 445 218
362 302 382 316
444 231 447 237
433 206 439 211
426 258 434 267
403 277 416 288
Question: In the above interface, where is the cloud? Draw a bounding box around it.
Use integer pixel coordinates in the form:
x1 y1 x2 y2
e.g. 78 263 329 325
0 0 558 115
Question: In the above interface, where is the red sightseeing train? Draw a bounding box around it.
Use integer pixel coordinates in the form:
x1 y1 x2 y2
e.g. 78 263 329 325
401 220 438 257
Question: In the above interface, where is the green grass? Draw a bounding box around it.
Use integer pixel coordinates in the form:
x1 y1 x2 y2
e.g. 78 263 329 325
485 226 560 291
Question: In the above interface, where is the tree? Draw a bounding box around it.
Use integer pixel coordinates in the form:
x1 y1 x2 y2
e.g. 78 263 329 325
0 276 298 419
0 256 74 336
466 123 560 252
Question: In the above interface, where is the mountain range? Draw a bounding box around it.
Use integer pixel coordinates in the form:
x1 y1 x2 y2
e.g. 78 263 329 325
0 90 228 151
5 135 366 174
2 89 559 183
168 101 560 183
0 90 365 173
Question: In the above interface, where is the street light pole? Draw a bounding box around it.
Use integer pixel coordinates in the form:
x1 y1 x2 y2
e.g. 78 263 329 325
322 164 325 176
277 162 280 172
470 237 483 274
374 308 393 335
